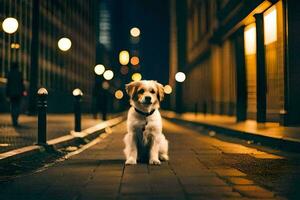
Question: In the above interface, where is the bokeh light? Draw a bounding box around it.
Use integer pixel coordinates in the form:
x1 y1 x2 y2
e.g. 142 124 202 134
175 72 186 82
72 88 83 96
58 37 72 51
103 70 114 80
94 64 105 75
2 17 18 34
37 88 48 95
119 50 130 65
102 81 110 90
10 43 20 49
130 27 140 37
131 73 142 81
163 85 172 94
115 90 124 99
120 66 129 75
130 56 139 66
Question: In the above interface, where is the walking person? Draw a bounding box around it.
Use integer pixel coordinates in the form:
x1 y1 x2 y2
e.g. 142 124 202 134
6 63 25 127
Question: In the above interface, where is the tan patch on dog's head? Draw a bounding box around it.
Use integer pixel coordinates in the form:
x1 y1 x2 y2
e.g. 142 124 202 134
125 81 140 100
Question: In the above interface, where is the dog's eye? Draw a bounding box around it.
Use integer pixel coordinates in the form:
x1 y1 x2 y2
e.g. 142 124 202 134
138 89 144 94
150 90 155 94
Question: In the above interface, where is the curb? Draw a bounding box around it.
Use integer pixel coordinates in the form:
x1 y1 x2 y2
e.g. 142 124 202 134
0 115 126 163
163 115 300 153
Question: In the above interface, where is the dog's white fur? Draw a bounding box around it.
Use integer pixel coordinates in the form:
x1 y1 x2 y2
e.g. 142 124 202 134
123 80 169 165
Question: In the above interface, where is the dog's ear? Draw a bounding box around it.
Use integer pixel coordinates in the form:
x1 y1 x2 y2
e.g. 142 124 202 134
155 82 165 102
125 81 138 99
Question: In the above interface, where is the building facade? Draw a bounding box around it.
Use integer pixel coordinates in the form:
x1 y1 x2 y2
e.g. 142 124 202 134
170 0 300 126
0 0 97 113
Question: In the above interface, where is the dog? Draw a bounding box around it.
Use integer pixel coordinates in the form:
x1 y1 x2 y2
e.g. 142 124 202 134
123 80 169 165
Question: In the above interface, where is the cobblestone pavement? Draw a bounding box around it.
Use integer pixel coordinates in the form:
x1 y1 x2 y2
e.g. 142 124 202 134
0 114 103 153
1 119 298 200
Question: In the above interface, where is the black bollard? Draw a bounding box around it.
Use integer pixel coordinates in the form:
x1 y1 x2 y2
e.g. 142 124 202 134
194 102 198 116
203 101 207 116
73 88 83 132
37 88 48 145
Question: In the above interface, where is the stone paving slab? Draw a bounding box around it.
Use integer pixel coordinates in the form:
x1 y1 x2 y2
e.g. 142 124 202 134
0 119 286 200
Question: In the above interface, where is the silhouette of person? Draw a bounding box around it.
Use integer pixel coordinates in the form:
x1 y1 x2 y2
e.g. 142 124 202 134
6 63 25 126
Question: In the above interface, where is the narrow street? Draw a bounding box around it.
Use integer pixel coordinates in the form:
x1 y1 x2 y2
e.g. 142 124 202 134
1 119 299 200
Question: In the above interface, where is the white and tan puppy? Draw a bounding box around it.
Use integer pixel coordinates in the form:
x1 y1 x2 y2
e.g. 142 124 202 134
123 80 169 165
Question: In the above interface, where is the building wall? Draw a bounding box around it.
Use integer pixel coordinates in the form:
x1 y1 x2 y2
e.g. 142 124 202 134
177 0 236 115
170 0 300 125
264 2 285 122
0 0 96 113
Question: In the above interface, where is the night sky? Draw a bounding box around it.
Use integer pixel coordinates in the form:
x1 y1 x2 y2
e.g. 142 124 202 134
111 0 170 85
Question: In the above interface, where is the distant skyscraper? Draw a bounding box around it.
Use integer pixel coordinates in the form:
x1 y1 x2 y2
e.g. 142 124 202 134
98 0 112 51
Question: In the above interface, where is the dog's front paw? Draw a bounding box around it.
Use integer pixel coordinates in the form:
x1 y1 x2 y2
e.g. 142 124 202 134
149 159 161 165
159 154 169 161
125 158 137 165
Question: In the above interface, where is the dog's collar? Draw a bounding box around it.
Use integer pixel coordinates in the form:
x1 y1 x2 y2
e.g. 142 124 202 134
134 107 156 117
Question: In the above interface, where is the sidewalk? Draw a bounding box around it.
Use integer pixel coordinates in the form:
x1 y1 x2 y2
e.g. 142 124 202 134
0 114 110 153
0 120 289 200
162 111 300 152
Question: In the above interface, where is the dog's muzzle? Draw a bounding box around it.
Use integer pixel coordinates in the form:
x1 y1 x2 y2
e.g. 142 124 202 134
142 96 152 105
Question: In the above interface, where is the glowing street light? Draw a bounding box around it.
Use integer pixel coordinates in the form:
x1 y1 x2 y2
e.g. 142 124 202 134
94 64 105 75
119 50 130 65
58 37 72 51
2 17 18 34
115 90 124 100
130 27 140 37
131 73 142 81
163 85 172 94
103 70 114 80
175 72 186 82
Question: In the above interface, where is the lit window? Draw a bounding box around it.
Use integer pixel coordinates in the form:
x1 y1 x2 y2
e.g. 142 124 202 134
244 24 256 55
264 6 277 45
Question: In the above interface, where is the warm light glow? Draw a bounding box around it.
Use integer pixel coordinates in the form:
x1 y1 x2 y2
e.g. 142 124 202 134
115 90 124 99
10 43 20 49
2 17 18 34
102 81 110 90
94 64 105 75
264 6 277 45
72 88 83 96
131 73 142 81
103 70 114 80
130 27 140 37
37 88 48 95
120 66 129 75
175 72 186 82
244 24 256 55
130 56 139 66
119 50 130 65
58 37 72 51
163 85 172 94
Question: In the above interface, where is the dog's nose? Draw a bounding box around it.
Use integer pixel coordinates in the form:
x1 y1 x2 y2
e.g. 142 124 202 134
145 96 151 102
